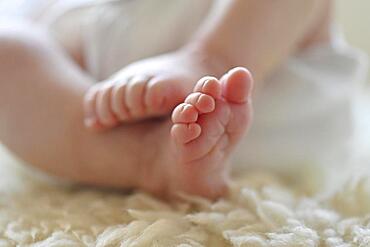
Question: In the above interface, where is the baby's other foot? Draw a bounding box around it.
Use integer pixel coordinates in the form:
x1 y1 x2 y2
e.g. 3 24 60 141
83 52 222 130
167 67 253 198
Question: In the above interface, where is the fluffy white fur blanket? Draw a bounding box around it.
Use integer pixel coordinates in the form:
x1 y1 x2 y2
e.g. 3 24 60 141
0 145 370 247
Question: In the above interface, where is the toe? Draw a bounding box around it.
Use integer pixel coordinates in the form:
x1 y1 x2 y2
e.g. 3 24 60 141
83 84 100 128
125 75 149 117
111 81 131 121
96 83 118 126
145 77 187 116
171 123 201 144
181 101 230 161
184 92 215 114
221 67 253 104
220 67 254 144
171 103 198 123
193 76 222 99
144 78 168 115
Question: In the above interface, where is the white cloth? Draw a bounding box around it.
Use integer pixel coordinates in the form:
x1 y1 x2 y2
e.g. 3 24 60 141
40 0 369 189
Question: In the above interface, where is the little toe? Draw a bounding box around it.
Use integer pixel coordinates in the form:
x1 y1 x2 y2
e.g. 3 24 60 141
171 123 201 144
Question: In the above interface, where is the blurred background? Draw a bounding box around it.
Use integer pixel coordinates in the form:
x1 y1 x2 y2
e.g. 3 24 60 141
336 0 370 82
0 0 369 81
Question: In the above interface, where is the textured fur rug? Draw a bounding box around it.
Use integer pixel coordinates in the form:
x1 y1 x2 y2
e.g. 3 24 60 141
0 145 370 247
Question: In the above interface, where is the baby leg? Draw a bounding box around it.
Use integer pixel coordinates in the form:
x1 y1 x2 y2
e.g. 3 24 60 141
0 21 164 188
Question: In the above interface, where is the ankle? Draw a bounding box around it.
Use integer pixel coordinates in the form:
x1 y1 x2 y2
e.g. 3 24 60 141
179 42 233 78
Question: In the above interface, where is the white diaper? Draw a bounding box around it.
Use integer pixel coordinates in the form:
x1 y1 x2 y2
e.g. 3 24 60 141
24 0 370 189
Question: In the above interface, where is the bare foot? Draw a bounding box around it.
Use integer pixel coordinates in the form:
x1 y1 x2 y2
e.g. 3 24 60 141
83 50 225 130
139 67 253 199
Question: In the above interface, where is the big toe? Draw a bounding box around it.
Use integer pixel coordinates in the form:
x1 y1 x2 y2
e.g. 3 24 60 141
145 78 187 116
221 67 253 104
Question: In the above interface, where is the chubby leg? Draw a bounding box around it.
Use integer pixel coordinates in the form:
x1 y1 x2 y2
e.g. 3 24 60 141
0 21 164 188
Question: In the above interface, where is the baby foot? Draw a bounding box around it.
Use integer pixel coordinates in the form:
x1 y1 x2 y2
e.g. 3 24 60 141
141 67 253 198
83 52 223 130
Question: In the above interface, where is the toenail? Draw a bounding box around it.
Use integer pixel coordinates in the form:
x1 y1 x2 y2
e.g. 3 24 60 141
202 78 213 88
183 104 192 112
